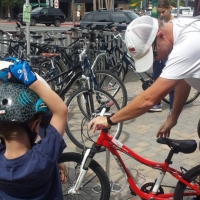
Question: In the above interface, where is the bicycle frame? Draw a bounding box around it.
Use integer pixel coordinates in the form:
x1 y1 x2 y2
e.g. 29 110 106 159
72 130 200 199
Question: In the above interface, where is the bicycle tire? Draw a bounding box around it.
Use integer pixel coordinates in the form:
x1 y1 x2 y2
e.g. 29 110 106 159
197 119 200 138
94 70 127 108
174 164 200 200
162 88 200 105
66 88 123 151
32 60 63 90
58 152 110 200
110 63 126 82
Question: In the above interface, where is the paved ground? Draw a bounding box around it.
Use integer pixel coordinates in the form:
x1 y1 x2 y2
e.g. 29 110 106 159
63 69 200 199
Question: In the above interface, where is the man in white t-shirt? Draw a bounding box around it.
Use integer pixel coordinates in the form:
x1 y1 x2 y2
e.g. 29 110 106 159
88 16 200 138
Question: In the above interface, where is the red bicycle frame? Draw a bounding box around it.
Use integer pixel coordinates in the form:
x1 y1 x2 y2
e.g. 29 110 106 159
94 130 200 199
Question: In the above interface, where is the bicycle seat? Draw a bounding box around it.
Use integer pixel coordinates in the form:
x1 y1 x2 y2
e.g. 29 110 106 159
13 34 25 38
44 38 54 42
41 53 60 58
157 138 197 154
27 55 48 62
58 37 67 41
72 43 84 50
31 35 43 40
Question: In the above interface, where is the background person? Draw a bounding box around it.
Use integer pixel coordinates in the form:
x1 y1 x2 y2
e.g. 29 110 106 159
150 0 174 113
0 60 68 199
77 10 80 22
88 16 200 139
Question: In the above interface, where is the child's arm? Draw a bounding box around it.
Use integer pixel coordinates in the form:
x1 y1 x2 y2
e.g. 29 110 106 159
29 80 68 136
8 60 68 136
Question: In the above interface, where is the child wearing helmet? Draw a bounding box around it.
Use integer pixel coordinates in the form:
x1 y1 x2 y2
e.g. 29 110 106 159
0 60 68 199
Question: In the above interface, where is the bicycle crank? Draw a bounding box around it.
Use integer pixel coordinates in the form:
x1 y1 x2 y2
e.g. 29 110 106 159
140 182 164 200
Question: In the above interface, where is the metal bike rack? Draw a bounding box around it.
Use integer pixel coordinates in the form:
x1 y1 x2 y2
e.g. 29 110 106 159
106 147 122 192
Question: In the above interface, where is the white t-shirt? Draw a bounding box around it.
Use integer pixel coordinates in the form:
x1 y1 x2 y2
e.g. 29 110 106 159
160 18 200 91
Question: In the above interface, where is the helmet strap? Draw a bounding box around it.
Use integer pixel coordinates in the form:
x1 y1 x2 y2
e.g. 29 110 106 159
22 123 36 147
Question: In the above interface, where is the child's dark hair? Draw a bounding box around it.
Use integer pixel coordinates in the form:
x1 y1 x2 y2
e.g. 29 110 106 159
157 0 171 9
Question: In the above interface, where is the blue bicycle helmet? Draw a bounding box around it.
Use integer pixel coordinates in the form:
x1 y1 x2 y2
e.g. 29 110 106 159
0 82 49 123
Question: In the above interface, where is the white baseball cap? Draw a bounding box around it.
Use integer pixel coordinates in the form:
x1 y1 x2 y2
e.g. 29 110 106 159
0 61 50 88
125 16 158 73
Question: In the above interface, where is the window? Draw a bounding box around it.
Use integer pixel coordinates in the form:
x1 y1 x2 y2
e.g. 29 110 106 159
126 12 139 20
41 8 48 14
32 7 43 13
111 13 129 23
92 13 110 22
82 14 93 21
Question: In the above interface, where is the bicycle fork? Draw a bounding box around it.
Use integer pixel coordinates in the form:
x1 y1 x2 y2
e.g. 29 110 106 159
68 145 101 194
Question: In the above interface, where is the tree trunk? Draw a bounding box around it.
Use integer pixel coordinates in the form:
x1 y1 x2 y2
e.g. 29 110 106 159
5 5 10 20
101 0 103 8
93 0 96 11
98 0 100 9
105 0 108 9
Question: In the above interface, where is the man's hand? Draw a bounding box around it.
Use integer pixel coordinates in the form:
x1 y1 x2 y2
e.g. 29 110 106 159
88 116 111 133
156 117 177 138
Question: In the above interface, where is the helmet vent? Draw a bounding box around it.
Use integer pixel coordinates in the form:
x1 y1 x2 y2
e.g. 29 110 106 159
2 99 8 105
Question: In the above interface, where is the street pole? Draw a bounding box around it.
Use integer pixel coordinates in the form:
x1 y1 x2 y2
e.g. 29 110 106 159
72 0 75 27
177 0 180 18
25 0 30 55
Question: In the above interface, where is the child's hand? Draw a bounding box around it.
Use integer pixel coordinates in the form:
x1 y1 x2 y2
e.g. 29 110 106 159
9 60 37 87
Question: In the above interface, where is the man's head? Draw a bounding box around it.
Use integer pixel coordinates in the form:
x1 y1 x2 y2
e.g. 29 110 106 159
125 16 158 72
125 16 173 72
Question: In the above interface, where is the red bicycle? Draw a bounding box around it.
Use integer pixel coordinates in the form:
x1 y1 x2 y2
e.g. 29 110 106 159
59 121 200 199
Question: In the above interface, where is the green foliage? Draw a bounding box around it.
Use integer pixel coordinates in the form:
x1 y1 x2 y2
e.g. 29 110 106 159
0 0 25 8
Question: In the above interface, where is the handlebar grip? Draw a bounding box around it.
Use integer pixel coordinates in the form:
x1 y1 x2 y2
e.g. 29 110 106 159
107 101 114 107
97 124 105 130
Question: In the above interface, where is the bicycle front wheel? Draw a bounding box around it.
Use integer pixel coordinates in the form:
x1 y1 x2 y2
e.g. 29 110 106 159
66 88 123 151
174 165 200 200
59 152 110 200
94 70 127 108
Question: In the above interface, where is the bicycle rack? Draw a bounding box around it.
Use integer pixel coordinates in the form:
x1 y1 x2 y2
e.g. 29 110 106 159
106 148 122 192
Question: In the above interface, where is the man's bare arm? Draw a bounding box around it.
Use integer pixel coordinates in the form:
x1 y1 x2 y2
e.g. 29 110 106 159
156 80 191 138
88 77 181 131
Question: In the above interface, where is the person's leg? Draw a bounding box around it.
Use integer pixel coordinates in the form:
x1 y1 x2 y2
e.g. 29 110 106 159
150 61 164 112
152 61 164 106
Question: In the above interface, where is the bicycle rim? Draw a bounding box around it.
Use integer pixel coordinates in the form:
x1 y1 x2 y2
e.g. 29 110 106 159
163 88 200 105
66 88 123 151
58 152 110 200
94 70 127 108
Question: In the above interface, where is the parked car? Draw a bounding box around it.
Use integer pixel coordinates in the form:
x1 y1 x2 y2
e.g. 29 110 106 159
171 7 193 17
18 7 66 27
80 8 139 31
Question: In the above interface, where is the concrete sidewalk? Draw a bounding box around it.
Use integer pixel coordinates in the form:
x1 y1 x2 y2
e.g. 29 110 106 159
63 69 200 199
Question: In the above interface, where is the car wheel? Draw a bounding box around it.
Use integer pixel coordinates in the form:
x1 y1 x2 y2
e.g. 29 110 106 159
54 19 61 27
45 23 51 26
31 18 36 26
